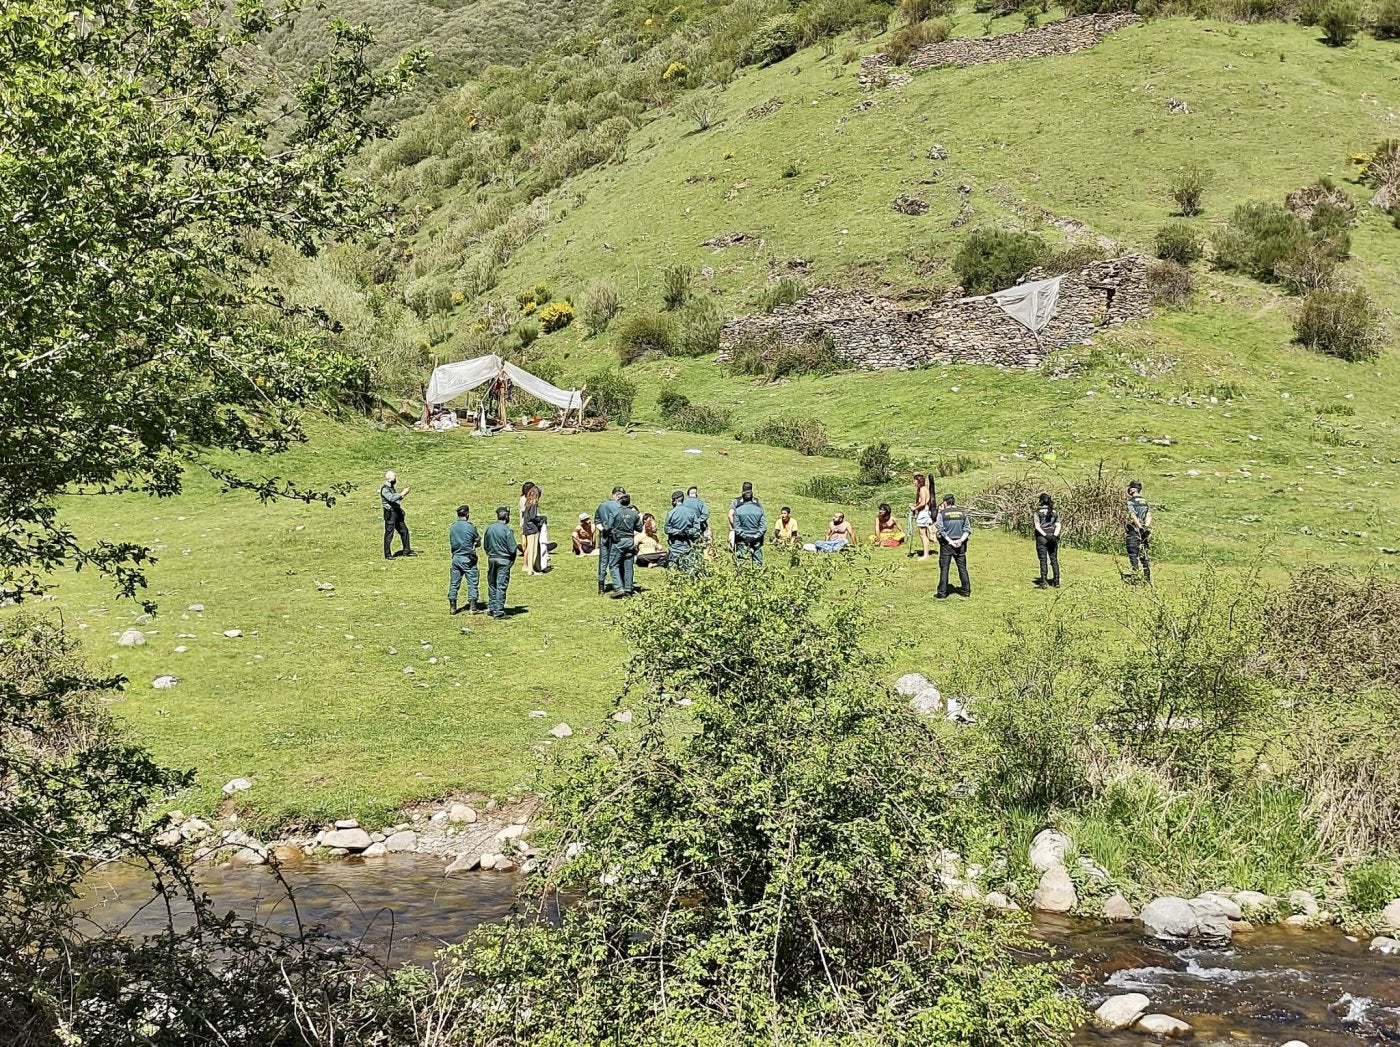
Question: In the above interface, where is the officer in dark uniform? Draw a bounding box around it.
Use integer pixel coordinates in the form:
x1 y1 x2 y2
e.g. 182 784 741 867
483 507 518 619
381 470 414 559
732 488 768 565
934 493 971 599
685 486 711 544
1033 492 1061 589
664 490 700 569
608 493 642 597
594 485 624 595
1125 480 1152 584
448 504 481 614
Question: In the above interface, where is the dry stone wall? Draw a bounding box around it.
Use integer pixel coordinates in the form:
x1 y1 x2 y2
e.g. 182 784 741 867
858 13 1140 87
720 255 1152 372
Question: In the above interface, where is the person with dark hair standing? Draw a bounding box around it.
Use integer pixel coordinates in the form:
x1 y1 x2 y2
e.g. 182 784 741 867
608 493 642 597
380 470 414 559
483 506 518 619
664 490 700 569
521 483 548 574
594 485 624 594
447 504 481 615
912 472 933 561
1033 492 1061 589
934 493 971 600
1125 479 1153 584
732 486 768 564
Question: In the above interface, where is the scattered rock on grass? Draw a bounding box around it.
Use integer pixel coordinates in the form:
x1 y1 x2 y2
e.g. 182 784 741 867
223 629 243 638
222 777 253 796
549 723 574 739
448 803 477 824
152 675 179 689
118 628 147 647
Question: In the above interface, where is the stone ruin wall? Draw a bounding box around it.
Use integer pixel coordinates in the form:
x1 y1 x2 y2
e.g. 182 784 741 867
719 255 1153 372
858 13 1140 88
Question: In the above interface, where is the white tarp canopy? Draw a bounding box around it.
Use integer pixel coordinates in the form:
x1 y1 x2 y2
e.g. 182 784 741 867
425 355 584 411
991 276 1063 334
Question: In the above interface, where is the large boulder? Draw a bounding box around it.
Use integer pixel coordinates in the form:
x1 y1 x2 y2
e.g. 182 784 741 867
1288 889 1320 916
1140 897 1199 940
1093 993 1150 1031
908 686 944 717
1189 894 1242 921
117 628 147 647
894 673 932 696
1134 1013 1192 1037
384 830 418 853
322 827 372 851
1032 866 1077 913
1028 829 1071 873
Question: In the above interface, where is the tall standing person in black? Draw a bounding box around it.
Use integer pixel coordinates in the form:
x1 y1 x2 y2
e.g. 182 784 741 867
381 470 414 558
1033 492 1061 589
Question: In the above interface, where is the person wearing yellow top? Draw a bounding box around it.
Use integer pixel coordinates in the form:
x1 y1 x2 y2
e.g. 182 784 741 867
872 502 906 547
636 513 669 568
773 506 800 543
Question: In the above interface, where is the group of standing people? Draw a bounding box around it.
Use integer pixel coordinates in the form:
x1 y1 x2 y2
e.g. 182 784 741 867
377 468 1157 618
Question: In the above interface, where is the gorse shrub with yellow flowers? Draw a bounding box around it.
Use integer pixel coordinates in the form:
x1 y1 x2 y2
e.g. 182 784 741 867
538 301 575 333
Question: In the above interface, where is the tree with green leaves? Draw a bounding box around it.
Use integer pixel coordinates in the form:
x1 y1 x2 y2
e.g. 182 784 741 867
0 0 423 608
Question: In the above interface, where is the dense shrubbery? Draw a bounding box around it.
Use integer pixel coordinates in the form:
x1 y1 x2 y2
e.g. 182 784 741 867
584 365 637 422
954 228 1050 295
884 19 951 63
1374 0 1400 37
730 331 845 379
746 412 833 455
537 300 575 333
670 402 733 433
858 440 896 485
1168 164 1211 217
1154 221 1204 265
1147 259 1194 308
975 469 1129 555
1319 0 1360 42
1294 287 1386 361
1214 202 1309 280
580 280 621 335
746 13 802 65
613 311 676 364
660 264 693 309
674 296 726 357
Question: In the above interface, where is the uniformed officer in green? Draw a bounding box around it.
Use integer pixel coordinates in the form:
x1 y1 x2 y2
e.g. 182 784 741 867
732 488 768 565
483 506 519 619
665 490 700 569
685 486 710 544
608 493 642 597
447 504 481 615
1125 479 1153 584
381 469 414 559
594 485 624 595
934 493 971 599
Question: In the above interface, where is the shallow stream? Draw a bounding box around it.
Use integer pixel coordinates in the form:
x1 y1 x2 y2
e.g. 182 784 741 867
80 856 1400 1045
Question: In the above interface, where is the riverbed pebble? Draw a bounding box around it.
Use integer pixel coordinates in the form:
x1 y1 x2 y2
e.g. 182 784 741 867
448 803 477 824
1189 894 1243 921
1103 893 1136 922
334 819 359 830
1094 993 1150 1031
361 842 388 857
1234 889 1277 913
983 891 1019 912
1140 897 1198 940
1382 898 1400 933
385 830 418 853
1371 935 1399 954
322 827 372 851
1032 866 1077 913
444 853 479 874
1133 1013 1191 1037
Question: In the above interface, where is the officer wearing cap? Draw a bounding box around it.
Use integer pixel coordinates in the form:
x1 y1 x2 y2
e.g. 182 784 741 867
685 486 710 544
447 504 481 615
483 506 518 619
732 485 768 565
1125 479 1153 584
934 493 971 599
665 489 700 569
381 470 414 559
608 493 642 598
594 485 624 595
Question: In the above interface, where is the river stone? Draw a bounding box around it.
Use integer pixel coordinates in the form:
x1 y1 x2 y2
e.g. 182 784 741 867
1032 866 1077 913
430 810 449 825
496 823 528 843
1103 893 1136 922
271 844 302 863
1195 912 1233 943
1134 1014 1191 1037
1369 936 1399 954
322 828 372 851
117 628 148 647
1284 913 1312 926
984 891 1019 912
1382 899 1400 933
1288 889 1320 916
448 803 477 824
1234 889 1276 913
444 853 479 874
154 828 183 848
181 817 212 841
361 842 388 857
1093 993 1150 1031
334 819 360 830
493 857 517 873
894 672 932 696
385 830 417 853
1279 1041 1311 1047
1029 828 1071 873
478 852 500 870
1190 894 1243 920
1140 897 1198 940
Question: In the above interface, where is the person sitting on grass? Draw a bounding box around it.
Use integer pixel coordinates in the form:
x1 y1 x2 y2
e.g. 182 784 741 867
774 506 800 544
807 512 855 553
872 503 905 547
636 513 668 568
572 513 597 556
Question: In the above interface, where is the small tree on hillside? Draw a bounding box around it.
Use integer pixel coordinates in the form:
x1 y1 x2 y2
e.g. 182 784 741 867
1168 164 1212 217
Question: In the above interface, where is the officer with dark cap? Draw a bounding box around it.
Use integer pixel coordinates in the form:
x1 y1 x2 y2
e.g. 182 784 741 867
1125 479 1153 584
608 493 642 597
447 504 481 615
483 506 518 619
685 485 711 544
664 490 700 569
594 485 624 595
732 486 768 565
934 493 971 599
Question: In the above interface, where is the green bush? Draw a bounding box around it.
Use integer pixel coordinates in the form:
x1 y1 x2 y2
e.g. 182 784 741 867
538 300 575 333
953 228 1050 295
656 386 690 418
901 0 934 22
1147 259 1195 308
675 296 726 357
758 276 807 312
1214 202 1309 281
515 319 540 347
884 20 952 63
660 264 693 310
730 331 844 379
858 441 895 485
1154 222 1205 265
797 473 866 503
1274 240 1339 294
671 402 732 434
613 311 676 364
1042 242 1110 276
1295 0 1327 22
1168 164 1212 217
745 14 801 66
1373 0 1400 37
747 413 833 456
1344 859 1400 911
1295 288 1386 362
580 279 621 335
585 365 637 423
1319 0 1360 42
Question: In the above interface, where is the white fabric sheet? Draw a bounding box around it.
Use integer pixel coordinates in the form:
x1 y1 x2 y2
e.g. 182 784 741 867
991 276 1063 334
501 360 584 412
425 355 584 411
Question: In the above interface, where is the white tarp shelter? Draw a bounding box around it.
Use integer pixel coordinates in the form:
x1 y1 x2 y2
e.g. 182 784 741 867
991 276 1063 334
425 355 585 414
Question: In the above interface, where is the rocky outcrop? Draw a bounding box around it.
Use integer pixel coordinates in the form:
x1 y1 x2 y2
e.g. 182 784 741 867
858 13 1140 88
719 256 1151 372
